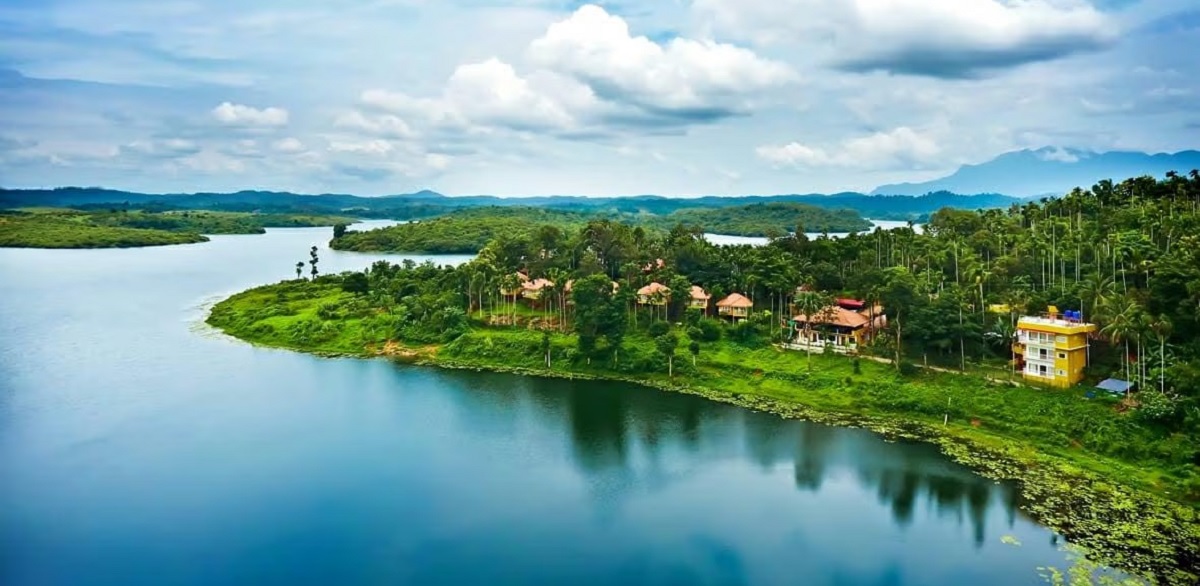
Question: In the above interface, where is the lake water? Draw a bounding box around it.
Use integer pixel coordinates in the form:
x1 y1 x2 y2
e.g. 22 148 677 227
705 219 924 247
0 222 1072 585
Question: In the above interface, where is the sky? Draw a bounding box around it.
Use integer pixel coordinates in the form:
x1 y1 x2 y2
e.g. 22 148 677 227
0 0 1197 196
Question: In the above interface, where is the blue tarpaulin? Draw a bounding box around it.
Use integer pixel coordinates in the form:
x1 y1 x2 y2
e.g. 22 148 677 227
1096 379 1134 395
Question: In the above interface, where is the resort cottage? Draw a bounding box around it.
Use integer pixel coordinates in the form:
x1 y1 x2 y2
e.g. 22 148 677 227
716 293 752 320
787 298 885 354
521 278 554 301
637 282 670 306
689 286 710 312
499 272 530 298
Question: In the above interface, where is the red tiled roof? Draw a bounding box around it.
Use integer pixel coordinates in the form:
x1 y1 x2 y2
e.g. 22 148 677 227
637 282 670 296
523 278 554 291
793 306 870 329
836 298 865 310
690 285 710 301
716 293 753 308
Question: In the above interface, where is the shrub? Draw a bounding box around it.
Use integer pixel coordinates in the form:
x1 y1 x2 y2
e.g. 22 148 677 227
696 319 722 342
648 321 670 337
316 302 343 320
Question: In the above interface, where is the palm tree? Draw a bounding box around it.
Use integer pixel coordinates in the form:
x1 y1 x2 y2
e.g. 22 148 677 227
1150 315 1172 394
547 268 569 331
1100 297 1139 386
794 291 834 370
500 273 521 322
1080 273 1116 324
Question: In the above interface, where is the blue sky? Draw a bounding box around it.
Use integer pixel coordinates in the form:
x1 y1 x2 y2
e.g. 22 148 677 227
0 0 1196 195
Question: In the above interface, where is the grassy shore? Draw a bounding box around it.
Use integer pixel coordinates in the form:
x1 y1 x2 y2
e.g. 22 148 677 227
207 280 1199 584
0 211 209 248
0 209 354 249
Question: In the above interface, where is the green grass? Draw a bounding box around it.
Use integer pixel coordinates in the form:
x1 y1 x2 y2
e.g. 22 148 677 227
0 209 355 249
207 280 1200 584
0 211 209 248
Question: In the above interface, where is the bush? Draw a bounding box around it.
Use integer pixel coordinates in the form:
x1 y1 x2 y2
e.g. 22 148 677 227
316 302 343 320
727 320 761 344
648 321 670 337
696 319 722 342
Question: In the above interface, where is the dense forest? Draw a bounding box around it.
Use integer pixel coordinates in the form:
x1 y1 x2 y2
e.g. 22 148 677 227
0 209 354 248
330 203 871 253
654 202 871 236
330 207 596 254
210 172 1200 583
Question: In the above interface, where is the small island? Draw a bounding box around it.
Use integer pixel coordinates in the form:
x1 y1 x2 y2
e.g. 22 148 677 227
0 209 356 249
212 173 1200 585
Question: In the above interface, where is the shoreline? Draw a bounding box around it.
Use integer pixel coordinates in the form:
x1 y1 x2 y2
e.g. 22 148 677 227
204 312 1197 584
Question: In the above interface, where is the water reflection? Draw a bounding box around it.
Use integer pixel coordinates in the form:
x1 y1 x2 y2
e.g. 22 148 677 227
1 225 1068 586
435 369 1031 550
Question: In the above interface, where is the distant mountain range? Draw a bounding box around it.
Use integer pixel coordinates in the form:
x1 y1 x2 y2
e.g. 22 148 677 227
3 148 1194 220
0 187 1019 221
871 148 1200 197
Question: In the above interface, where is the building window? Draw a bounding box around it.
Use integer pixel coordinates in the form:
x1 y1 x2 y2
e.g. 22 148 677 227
1057 335 1067 344
1058 352 1066 359
1056 369 1066 376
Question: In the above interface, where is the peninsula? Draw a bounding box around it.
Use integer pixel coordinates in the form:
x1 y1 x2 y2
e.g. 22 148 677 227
0 209 356 249
209 172 1200 584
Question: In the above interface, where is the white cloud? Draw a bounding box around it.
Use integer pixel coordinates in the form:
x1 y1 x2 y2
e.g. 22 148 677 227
757 127 942 169
350 4 791 140
695 0 1114 78
1036 146 1081 162
333 111 416 139
359 90 469 129
424 153 451 170
528 5 793 118
444 58 581 131
120 138 202 159
272 137 306 153
327 139 395 156
2 0 1196 196
355 62 586 138
212 102 290 127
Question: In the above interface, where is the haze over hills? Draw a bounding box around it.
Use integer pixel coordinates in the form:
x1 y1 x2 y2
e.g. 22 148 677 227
4 148 1197 220
871 148 1200 197
0 187 1019 222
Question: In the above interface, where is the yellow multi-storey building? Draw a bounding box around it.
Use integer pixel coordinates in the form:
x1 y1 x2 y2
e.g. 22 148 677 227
1012 307 1097 388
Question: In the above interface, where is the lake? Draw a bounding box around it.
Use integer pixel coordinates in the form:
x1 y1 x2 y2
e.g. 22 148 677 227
0 222 1072 585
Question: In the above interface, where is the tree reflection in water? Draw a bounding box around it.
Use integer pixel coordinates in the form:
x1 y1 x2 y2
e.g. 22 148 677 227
440 370 1028 550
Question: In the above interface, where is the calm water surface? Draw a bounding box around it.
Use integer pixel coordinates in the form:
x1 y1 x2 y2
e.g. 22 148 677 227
705 219 924 247
1 222 1070 585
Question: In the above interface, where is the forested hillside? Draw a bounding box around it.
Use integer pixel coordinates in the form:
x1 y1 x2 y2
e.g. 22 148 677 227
657 202 871 236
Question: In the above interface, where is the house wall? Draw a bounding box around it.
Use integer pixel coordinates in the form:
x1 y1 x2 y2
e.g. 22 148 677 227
1017 326 1092 388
